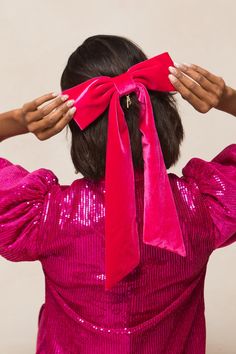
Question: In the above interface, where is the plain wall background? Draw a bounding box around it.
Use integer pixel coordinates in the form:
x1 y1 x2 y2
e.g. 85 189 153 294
0 0 236 353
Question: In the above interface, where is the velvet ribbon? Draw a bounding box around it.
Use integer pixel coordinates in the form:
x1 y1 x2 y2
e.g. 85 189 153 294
62 52 186 290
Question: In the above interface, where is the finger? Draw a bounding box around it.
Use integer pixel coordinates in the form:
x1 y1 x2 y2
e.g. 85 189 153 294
185 64 223 86
36 107 76 141
174 63 224 96
28 100 75 133
168 74 211 113
34 94 70 121
23 92 60 113
35 92 62 107
25 96 72 124
169 67 219 107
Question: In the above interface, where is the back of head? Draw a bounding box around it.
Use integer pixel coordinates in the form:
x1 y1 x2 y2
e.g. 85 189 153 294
61 34 184 181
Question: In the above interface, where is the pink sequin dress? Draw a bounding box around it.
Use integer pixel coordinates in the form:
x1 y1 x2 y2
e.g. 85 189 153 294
0 144 236 354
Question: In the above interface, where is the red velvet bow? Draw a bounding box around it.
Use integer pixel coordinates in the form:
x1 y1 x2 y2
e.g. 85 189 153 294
62 52 186 290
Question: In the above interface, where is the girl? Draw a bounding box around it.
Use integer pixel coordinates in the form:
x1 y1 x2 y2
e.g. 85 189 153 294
0 35 235 354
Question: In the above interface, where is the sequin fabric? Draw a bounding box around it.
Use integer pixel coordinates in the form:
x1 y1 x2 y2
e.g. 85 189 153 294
0 144 236 354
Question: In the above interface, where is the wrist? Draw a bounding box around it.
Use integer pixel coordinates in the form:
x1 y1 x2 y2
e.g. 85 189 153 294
12 108 23 124
12 108 29 133
217 86 236 116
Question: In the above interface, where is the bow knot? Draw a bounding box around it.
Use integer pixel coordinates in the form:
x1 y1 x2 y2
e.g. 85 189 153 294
112 72 136 96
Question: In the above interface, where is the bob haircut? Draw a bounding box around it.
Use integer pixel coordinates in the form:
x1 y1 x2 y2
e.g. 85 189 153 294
61 34 184 181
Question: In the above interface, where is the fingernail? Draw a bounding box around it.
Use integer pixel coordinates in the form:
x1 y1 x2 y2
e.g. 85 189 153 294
69 107 76 115
169 74 177 82
169 66 177 75
174 62 183 68
67 99 75 107
52 92 59 97
61 94 69 101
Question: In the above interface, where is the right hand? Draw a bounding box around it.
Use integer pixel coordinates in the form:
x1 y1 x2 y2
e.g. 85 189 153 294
168 63 228 114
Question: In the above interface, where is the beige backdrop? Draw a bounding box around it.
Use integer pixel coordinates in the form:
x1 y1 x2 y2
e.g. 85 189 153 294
0 0 236 353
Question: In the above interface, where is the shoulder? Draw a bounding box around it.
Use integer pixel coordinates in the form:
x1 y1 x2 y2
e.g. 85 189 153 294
170 144 236 249
0 157 64 214
181 144 236 182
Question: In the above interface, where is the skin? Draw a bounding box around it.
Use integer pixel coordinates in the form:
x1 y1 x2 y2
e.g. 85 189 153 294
0 93 76 142
168 63 236 117
0 64 235 142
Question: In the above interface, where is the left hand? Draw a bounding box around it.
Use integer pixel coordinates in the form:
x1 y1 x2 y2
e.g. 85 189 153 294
15 92 76 140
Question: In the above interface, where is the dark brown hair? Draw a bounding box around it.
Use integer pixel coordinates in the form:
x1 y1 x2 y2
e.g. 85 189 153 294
61 35 184 181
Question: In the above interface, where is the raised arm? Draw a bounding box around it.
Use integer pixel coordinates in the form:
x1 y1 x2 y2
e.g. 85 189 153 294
0 92 76 142
168 63 236 117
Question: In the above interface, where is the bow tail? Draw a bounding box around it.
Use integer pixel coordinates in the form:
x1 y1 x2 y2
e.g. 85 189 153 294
105 93 140 290
137 85 186 257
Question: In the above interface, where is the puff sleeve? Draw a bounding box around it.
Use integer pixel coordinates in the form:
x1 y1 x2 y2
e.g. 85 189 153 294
0 157 59 261
182 144 236 249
